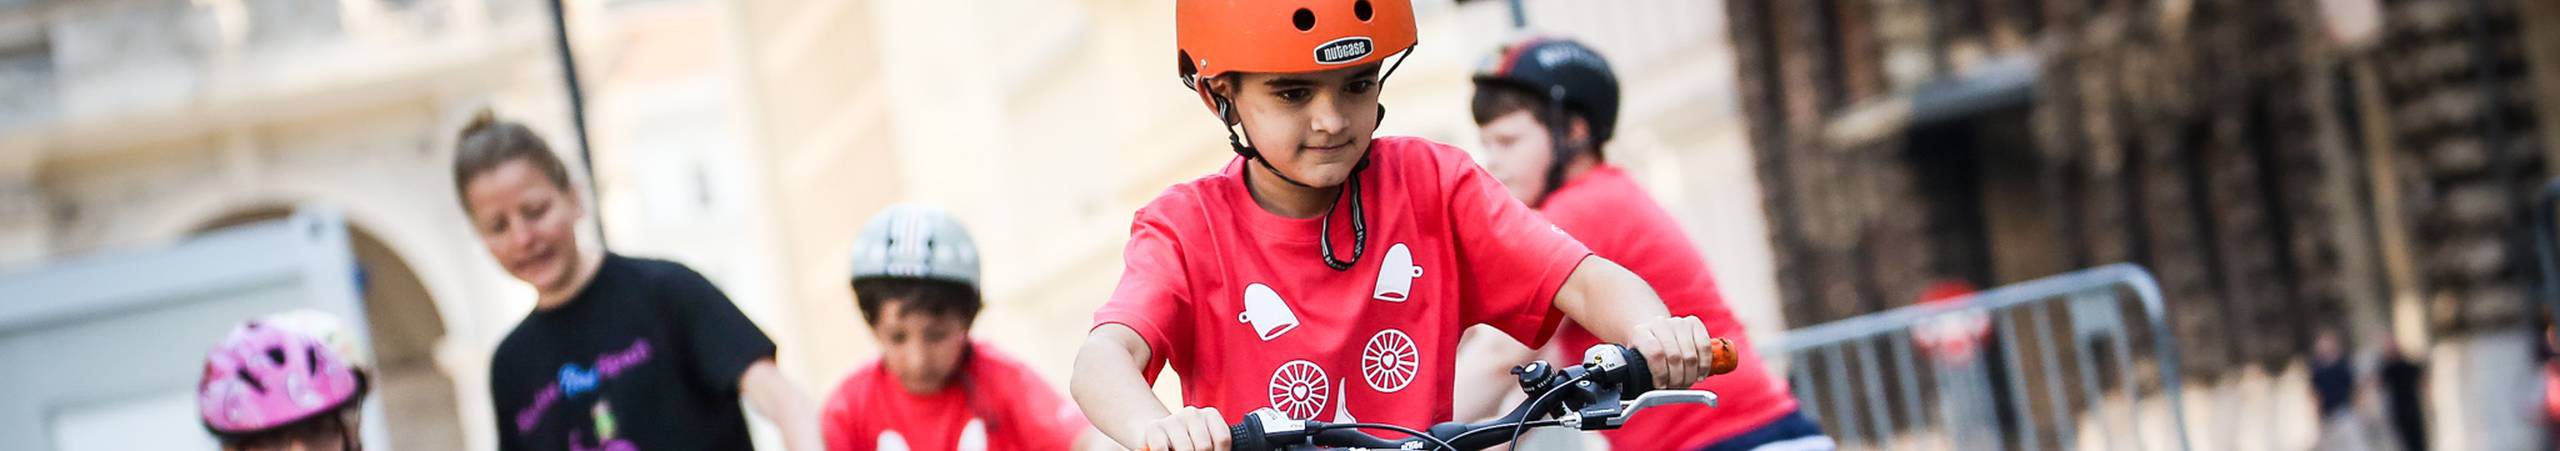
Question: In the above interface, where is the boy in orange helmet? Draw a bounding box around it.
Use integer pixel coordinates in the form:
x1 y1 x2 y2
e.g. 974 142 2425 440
1069 2 1725 450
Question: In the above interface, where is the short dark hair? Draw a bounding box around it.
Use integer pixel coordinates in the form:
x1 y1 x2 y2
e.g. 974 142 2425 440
853 277 982 326
1470 83 1603 160
1471 83 1553 127
452 109 573 213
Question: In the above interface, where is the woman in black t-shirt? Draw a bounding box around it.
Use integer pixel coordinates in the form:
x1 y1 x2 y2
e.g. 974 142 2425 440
453 110 821 451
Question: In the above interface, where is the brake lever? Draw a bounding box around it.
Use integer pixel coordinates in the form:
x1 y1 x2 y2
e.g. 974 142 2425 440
1602 390 1719 427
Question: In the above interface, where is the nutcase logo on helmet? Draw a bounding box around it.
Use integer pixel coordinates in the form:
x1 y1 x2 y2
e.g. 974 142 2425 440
1314 37 1374 65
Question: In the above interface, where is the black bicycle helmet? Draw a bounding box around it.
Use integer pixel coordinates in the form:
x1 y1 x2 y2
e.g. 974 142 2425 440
1473 36 1620 205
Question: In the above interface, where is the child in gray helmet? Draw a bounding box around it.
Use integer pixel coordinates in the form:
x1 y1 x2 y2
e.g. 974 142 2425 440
819 204 1108 451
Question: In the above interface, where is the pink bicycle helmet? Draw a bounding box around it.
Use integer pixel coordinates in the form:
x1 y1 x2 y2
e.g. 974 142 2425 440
198 310 370 435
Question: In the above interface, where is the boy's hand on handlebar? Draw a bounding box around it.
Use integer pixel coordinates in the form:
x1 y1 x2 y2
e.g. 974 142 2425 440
1141 406 1230 451
1630 315 1713 389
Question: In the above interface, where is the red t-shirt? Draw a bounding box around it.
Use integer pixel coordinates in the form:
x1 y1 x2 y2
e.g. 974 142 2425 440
820 341 1087 451
1539 165 1800 448
1093 136 1593 429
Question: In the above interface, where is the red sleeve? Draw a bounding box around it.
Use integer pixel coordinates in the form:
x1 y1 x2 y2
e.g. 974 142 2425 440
820 378 870 451
1432 141 1590 347
1091 206 1193 383
991 357 1094 451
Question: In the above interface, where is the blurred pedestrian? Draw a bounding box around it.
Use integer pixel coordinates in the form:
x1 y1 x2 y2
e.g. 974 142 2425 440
2377 339 2427 451
455 110 822 451
2543 322 2560 448
1903 280 2000 450
2311 328 2373 451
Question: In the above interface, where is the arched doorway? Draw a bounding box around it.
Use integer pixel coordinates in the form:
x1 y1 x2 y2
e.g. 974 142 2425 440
196 209 464 450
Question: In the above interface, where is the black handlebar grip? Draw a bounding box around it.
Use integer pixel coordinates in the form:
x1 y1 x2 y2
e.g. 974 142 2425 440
1615 339 1739 399
1617 344 1654 398
1230 414 1269 451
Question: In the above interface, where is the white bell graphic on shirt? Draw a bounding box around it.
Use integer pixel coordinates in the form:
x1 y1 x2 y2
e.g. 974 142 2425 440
1372 243 1423 302
1238 283 1300 341
877 431 910 451
957 418 988 451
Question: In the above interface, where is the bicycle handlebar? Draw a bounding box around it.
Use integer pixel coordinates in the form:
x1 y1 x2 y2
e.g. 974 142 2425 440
1229 339 1738 451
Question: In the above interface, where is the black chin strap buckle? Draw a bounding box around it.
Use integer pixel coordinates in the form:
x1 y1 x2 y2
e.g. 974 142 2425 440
1228 127 1258 160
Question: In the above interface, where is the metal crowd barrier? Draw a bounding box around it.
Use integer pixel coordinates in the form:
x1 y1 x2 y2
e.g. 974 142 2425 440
1772 263 2191 450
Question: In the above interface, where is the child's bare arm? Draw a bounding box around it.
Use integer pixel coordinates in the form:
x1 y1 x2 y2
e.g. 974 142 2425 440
1073 325 1168 445
1452 325 1538 421
1072 324 1230 451
1551 255 1715 389
739 359 823 451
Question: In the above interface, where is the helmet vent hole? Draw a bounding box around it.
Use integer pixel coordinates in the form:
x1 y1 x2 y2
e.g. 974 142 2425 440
1292 8 1315 31
267 348 289 366
1178 51 1199 79
1354 1 1373 21
308 348 324 374
239 368 267 393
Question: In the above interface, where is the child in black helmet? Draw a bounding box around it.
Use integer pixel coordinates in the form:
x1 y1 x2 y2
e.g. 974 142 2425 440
1461 36 1834 451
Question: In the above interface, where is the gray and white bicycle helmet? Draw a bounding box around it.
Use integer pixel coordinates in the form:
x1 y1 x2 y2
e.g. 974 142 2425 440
849 204 981 291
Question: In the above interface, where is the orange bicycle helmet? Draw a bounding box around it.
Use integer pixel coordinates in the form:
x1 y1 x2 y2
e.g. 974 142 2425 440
1176 0 1418 119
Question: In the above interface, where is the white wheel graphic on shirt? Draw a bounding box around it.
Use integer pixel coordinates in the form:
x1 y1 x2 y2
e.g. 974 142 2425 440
1267 360 1330 419
1361 329 1421 393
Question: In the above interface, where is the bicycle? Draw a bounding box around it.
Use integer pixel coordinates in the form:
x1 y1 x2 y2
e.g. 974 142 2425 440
1226 339 1739 451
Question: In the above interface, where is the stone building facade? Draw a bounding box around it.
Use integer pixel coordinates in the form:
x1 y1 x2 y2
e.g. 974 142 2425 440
1726 0 2560 447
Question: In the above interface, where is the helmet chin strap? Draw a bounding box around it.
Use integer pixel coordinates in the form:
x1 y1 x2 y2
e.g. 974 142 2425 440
339 408 364 451
1533 85 1582 209
1218 99 1390 190
1207 46 1412 271
1220 101 1374 271
1219 97 1326 190
1320 162 1368 271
